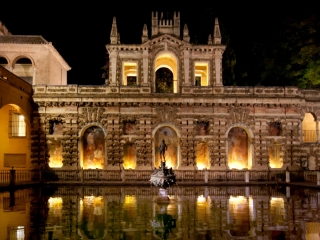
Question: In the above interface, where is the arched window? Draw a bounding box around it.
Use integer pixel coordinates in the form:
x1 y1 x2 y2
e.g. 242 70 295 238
154 52 178 93
302 113 317 142
13 57 33 84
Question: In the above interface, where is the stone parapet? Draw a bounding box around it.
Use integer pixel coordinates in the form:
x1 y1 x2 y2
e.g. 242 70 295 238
33 85 307 98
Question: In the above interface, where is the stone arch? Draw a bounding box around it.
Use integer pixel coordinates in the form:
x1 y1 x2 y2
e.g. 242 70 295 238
225 124 254 169
302 112 317 142
12 55 35 67
154 51 179 93
152 123 181 169
79 123 107 169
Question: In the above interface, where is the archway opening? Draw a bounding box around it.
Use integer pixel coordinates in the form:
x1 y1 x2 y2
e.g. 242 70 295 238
227 127 249 169
13 57 33 84
155 67 174 93
0 56 8 69
82 126 105 169
155 53 178 93
302 113 316 142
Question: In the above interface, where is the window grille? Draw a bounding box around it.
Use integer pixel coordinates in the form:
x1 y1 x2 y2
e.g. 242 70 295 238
8 107 26 137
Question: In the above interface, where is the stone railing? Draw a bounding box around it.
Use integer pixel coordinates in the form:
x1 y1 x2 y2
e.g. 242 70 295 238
1 169 320 186
33 85 313 98
0 169 39 187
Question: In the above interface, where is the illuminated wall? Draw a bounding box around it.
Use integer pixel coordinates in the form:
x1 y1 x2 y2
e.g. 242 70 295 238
0 104 31 170
269 141 283 168
196 142 210 170
123 142 136 169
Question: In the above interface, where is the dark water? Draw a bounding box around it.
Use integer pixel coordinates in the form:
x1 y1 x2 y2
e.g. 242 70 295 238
0 185 319 239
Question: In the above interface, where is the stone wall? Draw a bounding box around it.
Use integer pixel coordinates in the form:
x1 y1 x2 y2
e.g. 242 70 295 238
31 85 320 171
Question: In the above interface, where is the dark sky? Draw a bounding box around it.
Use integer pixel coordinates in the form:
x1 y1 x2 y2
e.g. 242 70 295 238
1 2 316 85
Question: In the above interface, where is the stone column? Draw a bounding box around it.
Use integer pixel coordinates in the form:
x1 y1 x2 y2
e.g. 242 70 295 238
109 50 118 86
142 49 149 86
316 119 319 143
214 50 223 86
183 49 190 86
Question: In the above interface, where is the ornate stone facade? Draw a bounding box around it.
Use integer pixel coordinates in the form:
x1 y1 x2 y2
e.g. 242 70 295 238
2 12 320 172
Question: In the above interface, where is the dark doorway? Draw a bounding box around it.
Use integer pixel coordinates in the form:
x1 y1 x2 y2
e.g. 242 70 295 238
155 67 173 93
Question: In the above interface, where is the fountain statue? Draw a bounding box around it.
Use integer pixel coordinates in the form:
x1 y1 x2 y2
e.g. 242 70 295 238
150 139 176 202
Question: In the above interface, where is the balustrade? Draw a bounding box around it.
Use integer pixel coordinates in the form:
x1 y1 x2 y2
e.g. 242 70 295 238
2 169 320 186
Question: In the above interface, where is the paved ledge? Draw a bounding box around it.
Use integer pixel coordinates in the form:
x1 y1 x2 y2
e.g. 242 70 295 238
0 181 319 191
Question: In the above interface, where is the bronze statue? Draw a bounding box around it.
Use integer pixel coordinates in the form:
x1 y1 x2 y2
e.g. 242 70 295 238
159 139 167 162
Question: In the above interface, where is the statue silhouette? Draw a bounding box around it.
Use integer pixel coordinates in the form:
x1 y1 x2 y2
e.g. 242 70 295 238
159 139 167 162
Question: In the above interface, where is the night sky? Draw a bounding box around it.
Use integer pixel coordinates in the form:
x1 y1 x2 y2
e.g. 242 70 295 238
1 2 315 85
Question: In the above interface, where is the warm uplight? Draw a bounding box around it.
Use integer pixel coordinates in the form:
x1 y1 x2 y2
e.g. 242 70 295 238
48 197 63 206
84 163 103 169
196 164 207 170
197 195 207 203
49 159 63 168
228 162 247 170
48 197 62 217
269 143 283 168
124 195 136 205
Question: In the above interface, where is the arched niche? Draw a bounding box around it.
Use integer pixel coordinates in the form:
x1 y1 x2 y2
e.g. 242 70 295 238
302 113 317 142
308 155 316 170
12 56 34 84
123 142 136 169
154 52 178 93
195 142 210 170
226 125 253 170
153 125 180 169
80 125 106 169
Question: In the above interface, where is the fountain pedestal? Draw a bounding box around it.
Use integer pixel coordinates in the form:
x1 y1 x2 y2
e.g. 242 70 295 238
150 161 176 202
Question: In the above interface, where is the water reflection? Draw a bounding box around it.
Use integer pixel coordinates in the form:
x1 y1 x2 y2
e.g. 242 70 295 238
1 186 320 239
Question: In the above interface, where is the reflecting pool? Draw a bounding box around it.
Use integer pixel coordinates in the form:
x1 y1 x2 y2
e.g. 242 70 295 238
0 185 320 239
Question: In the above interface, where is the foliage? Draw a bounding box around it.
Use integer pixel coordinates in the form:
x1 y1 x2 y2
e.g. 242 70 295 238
101 52 109 81
250 14 320 88
155 68 174 93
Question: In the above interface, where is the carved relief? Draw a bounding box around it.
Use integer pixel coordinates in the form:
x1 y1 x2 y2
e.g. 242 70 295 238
228 107 250 125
